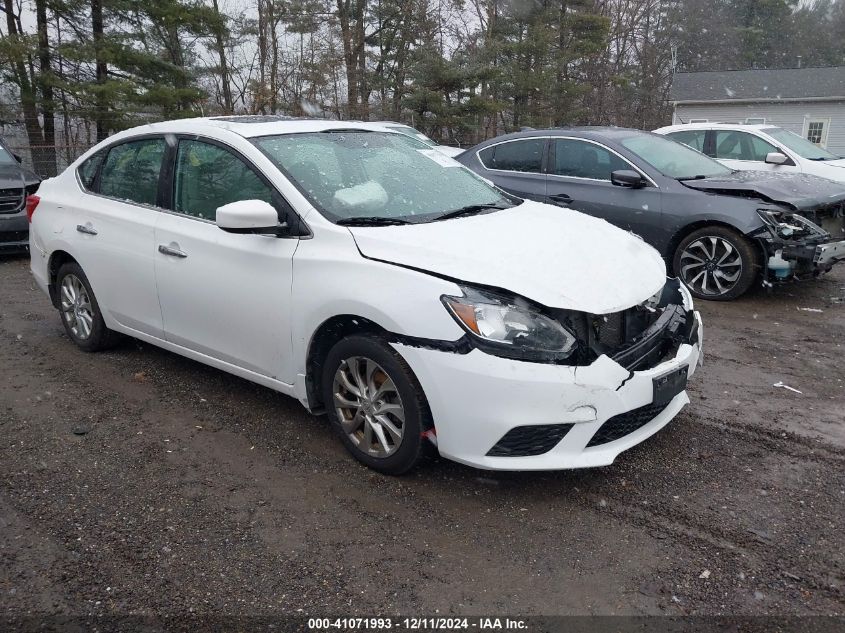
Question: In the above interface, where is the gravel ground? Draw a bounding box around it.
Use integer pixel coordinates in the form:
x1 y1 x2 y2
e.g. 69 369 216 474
0 253 843 624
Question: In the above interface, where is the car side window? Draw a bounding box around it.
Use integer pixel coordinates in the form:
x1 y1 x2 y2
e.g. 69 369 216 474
78 152 105 191
667 130 706 153
748 135 779 161
174 140 273 221
551 139 630 181
478 139 544 173
714 131 777 161
99 139 166 206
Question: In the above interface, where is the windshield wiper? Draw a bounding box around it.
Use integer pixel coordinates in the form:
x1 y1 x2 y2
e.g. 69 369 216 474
336 216 411 227
434 202 512 221
676 174 709 181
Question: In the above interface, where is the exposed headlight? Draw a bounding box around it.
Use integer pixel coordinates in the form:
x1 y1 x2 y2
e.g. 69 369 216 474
756 209 820 239
442 287 577 359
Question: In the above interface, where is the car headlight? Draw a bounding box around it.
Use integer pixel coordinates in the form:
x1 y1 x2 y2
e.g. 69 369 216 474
757 209 821 239
442 287 577 359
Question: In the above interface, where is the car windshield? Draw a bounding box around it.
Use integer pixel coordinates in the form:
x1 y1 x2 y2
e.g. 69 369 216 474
621 133 732 179
764 127 838 160
254 131 507 223
0 145 16 165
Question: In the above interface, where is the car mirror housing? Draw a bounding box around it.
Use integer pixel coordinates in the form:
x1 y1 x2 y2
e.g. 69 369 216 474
764 152 790 166
611 169 645 188
216 199 286 235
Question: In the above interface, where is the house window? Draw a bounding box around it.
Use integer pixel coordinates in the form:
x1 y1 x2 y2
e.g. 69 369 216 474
803 118 830 147
745 118 766 124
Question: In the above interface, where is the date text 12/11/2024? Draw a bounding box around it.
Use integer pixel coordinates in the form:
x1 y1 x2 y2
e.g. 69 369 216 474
307 618 528 630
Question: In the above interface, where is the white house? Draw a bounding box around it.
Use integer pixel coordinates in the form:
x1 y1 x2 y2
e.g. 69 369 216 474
669 66 845 155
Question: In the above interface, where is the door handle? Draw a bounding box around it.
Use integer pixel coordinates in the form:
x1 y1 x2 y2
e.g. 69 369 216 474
76 224 98 236
158 244 188 258
548 193 573 205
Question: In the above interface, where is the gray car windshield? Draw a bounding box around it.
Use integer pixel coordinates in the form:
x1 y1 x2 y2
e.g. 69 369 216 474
765 128 838 160
0 146 16 165
621 133 732 179
255 131 507 223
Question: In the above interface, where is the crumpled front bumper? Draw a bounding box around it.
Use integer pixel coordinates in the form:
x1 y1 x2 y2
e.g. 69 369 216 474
814 239 845 268
393 311 702 471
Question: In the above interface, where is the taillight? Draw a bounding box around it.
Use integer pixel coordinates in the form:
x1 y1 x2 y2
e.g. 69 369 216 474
25 195 40 223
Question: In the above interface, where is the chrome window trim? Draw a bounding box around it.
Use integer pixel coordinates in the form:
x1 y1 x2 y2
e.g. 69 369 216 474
547 136 659 188
474 136 548 175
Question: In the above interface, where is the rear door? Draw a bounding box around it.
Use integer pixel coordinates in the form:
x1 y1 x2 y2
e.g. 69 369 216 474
69 137 166 337
153 137 299 383
474 138 547 201
544 137 662 239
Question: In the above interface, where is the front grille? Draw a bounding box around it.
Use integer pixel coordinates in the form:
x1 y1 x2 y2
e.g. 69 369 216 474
586 402 667 448
0 187 24 213
487 423 574 457
0 230 28 243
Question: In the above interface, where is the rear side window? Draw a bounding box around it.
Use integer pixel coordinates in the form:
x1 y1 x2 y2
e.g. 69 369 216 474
99 139 166 206
77 152 104 190
551 139 630 181
478 139 544 173
173 140 273 221
666 130 706 153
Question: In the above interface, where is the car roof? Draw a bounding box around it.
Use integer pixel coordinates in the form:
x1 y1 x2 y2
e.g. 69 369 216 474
109 116 403 140
473 126 652 147
656 122 777 132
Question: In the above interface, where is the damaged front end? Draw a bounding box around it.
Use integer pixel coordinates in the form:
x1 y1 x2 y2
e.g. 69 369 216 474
753 204 845 282
443 278 698 372
556 277 698 372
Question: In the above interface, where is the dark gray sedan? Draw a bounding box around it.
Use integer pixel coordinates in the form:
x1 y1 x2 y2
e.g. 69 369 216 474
457 128 845 300
0 137 40 253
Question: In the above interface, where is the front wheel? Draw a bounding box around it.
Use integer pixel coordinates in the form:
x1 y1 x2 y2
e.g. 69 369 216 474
321 335 432 475
673 226 761 300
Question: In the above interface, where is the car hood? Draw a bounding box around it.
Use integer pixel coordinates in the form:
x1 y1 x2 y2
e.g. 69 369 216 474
346 201 666 313
680 170 845 211
0 162 39 186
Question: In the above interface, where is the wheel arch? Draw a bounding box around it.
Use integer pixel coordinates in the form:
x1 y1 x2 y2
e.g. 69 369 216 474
46 250 80 308
304 314 390 412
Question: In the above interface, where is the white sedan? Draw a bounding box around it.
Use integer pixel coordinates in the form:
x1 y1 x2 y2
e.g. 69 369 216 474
27 116 701 474
655 123 845 183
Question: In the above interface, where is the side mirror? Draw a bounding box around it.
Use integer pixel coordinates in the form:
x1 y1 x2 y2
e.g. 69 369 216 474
216 199 286 235
764 152 790 166
611 169 645 188
12 153 22 163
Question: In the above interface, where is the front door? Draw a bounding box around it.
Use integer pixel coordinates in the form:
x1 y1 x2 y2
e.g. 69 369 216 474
544 138 662 240
153 138 299 383
709 129 799 174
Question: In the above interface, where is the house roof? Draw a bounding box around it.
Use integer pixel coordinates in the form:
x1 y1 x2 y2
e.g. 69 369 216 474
670 66 845 103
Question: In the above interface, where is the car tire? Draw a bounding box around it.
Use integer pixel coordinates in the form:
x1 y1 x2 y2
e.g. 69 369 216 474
56 262 120 352
321 334 432 475
673 226 761 301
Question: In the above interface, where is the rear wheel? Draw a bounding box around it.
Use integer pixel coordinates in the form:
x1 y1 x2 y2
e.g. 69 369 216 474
321 335 431 475
56 262 119 351
673 226 760 300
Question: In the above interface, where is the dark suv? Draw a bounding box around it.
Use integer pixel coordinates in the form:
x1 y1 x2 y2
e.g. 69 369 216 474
457 128 845 300
0 138 40 253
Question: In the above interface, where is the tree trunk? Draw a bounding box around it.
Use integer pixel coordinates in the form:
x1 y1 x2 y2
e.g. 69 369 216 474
210 0 234 113
35 0 57 175
91 0 109 142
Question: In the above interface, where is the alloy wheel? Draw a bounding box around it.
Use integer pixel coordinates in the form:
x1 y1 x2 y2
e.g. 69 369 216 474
60 274 94 340
679 236 743 297
332 356 406 458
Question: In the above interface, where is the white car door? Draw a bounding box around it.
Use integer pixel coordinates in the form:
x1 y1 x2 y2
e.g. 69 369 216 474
711 129 801 174
71 137 166 338
153 138 299 383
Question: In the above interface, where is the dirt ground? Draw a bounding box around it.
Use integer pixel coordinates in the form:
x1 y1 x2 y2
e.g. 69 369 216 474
1 252 843 623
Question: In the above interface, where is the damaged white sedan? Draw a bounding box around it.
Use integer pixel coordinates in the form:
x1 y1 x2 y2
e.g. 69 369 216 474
28 116 702 474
